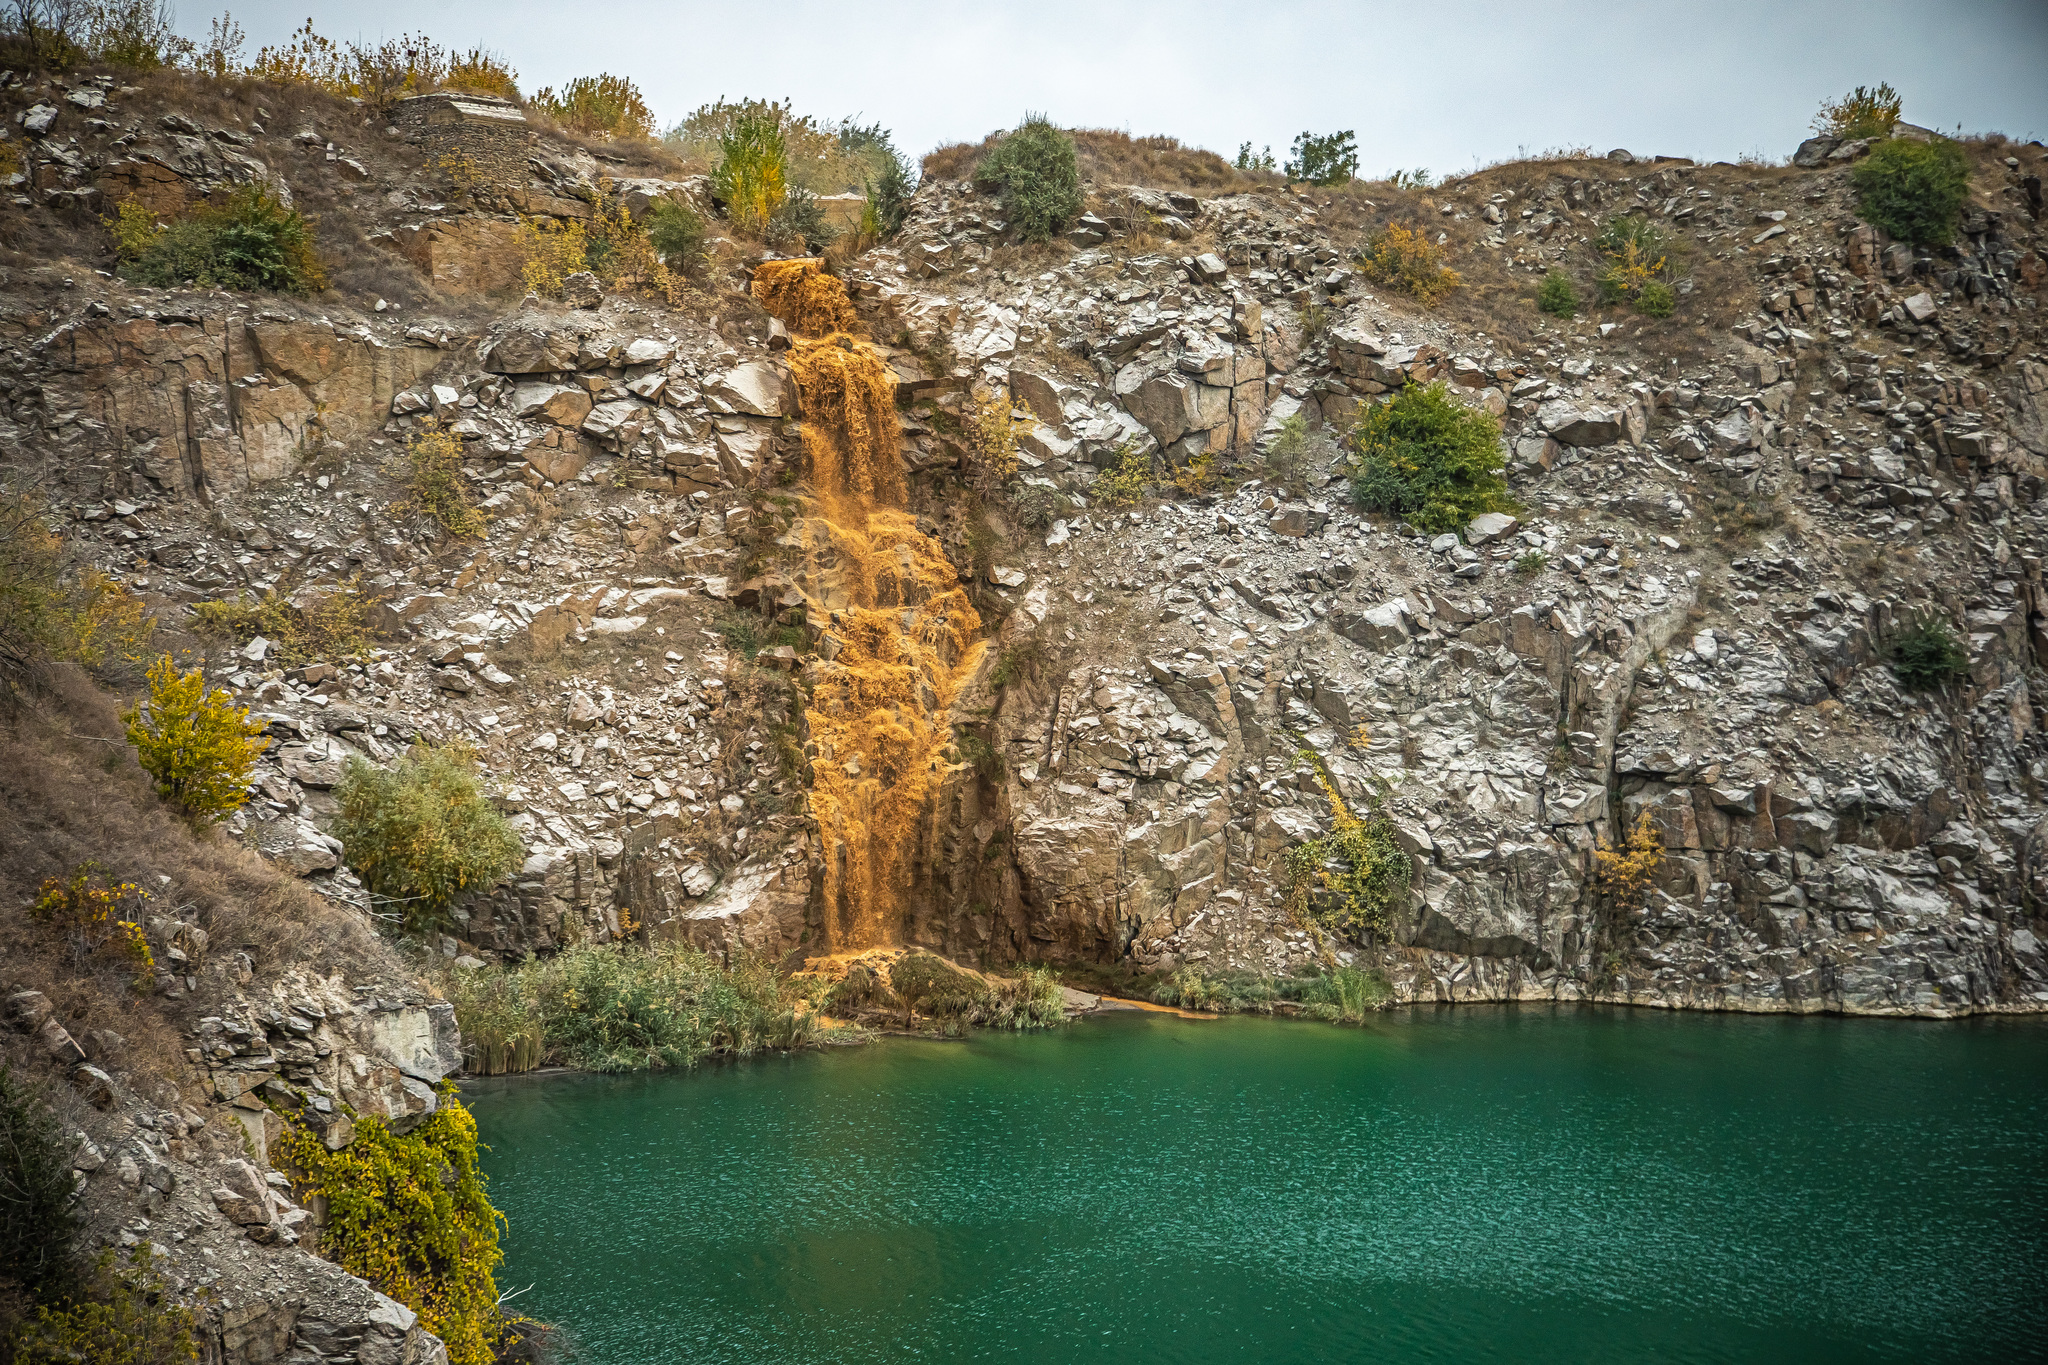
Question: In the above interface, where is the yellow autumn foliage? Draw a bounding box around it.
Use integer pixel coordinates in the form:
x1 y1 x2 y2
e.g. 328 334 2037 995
121 654 268 823
1593 812 1666 908
278 1096 506 1365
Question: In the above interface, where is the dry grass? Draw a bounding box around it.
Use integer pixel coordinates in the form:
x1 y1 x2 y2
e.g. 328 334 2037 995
924 128 1254 192
0 667 399 1093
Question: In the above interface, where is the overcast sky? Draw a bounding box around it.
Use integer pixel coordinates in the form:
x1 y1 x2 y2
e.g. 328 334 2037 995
209 0 2048 174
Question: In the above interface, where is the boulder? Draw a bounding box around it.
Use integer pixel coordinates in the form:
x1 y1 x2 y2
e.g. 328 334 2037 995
512 383 593 426
1466 512 1518 545
525 435 589 485
210 1159 275 1227
1333 599 1412 649
1791 136 1839 168
1327 322 1387 379
703 360 786 418
622 337 671 365
481 323 580 375
561 271 604 309
1540 400 1625 447
254 817 342 876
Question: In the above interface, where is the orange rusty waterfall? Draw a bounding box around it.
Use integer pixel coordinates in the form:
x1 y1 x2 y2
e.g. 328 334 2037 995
752 259 985 950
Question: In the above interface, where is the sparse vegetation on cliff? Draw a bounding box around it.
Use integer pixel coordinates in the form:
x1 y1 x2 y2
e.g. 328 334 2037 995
191 581 378 665
1282 755 1410 941
403 421 488 538
1592 813 1666 909
531 73 653 141
1357 224 1460 306
1814 83 1902 140
1 491 154 695
105 185 327 294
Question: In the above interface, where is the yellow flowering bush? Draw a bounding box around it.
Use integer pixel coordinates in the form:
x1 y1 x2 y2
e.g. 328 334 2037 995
1357 224 1461 307
279 1095 506 1365
1593 812 1666 908
31 864 154 989
513 216 589 298
121 654 269 823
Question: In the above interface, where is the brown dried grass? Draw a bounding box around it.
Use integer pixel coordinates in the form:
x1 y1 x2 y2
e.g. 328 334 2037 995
0 667 398 1087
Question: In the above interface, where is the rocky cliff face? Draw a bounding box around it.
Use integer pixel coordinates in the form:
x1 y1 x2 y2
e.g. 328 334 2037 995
5 74 2045 1076
7 67 2048 1358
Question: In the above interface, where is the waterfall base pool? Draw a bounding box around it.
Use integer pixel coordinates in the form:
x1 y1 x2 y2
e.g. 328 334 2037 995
465 1006 2047 1364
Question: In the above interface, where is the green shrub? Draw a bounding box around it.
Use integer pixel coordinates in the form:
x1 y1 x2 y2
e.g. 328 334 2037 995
974 114 1083 244
1234 142 1275 174
1283 130 1358 185
1852 137 1971 246
1891 613 1970 690
109 185 327 294
278 1096 504 1365
9 1244 198 1365
0 1067 79 1300
1295 965 1392 1022
767 184 835 252
435 944 812 1072
861 134 917 238
1512 549 1549 576
644 197 705 271
1635 280 1676 318
333 742 521 934
1537 269 1578 318
1814 83 1901 140
531 73 652 141
1344 382 1514 536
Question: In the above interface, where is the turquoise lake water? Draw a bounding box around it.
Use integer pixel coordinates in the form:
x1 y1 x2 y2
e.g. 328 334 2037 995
466 1005 2048 1364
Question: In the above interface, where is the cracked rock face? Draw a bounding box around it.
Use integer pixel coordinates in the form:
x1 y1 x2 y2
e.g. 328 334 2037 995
6 75 2047 1358
7 95 2045 1062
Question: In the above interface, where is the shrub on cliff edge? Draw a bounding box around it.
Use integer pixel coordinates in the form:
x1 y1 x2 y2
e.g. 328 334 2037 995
1852 136 1971 246
974 115 1083 243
